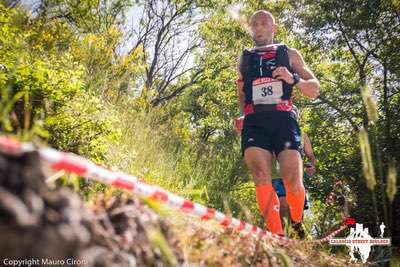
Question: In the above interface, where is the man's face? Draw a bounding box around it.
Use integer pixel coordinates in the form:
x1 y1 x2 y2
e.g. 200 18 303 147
250 13 275 45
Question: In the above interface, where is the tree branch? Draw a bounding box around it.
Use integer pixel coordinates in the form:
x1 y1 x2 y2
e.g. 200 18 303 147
317 93 359 132
151 67 204 106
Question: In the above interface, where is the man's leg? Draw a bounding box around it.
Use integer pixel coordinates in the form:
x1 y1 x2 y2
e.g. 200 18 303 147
277 150 304 223
279 196 290 221
272 179 290 222
245 147 283 235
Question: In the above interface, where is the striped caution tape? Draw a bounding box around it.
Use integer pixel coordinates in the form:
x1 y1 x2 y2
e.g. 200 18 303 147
312 224 348 244
0 136 346 244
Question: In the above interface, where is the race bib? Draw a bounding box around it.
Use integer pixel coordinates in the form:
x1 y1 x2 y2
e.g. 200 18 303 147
252 77 283 105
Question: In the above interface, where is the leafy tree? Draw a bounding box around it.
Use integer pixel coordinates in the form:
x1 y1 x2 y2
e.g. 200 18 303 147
0 3 123 161
125 0 206 107
290 0 400 245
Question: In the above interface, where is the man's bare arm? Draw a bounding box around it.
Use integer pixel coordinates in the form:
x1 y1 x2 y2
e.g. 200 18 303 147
237 55 245 114
303 133 317 166
289 48 320 99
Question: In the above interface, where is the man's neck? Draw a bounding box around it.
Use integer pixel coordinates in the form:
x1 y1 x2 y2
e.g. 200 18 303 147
255 39 274 48
254 44 276 52
255 44 274 49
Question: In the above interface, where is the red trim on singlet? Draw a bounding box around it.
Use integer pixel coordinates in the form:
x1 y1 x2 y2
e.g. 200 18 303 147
276 100 293 111
244 104 254 115
258 46 277 59
261 51 276 59
244 101 294 115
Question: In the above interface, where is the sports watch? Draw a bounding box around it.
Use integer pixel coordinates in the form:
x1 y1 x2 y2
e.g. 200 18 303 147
291 72 300 86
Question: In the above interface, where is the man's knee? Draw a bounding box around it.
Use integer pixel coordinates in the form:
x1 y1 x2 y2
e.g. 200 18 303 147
286 183 304 195
283 175 303 193
278 152 302 191
244 148 272 184
251 165 271 184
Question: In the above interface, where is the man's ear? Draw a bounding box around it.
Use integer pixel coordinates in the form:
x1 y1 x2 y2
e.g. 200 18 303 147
272 24 277 33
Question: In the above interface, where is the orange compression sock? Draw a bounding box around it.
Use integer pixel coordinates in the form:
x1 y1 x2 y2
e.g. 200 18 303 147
284 182 305 223
255 184 283 235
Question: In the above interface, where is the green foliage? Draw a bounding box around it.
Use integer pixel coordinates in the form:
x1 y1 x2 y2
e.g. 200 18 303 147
0 4 83 136
2 1 399 257
288 1 399 250
39 0 133 33
0 2 137 159
104 103 248 210
70 26 144 102
45 92 121 161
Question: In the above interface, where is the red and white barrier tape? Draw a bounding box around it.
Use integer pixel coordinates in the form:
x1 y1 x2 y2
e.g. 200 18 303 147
0 136 346 244
311 224 347 244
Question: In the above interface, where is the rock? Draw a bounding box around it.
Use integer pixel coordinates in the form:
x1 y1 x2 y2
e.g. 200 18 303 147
0 150 178 266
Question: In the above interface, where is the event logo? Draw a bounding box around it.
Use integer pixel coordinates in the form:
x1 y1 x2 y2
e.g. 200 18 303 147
329 222 391 263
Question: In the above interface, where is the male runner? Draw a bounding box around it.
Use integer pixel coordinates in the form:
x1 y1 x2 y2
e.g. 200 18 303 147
234 10 320 235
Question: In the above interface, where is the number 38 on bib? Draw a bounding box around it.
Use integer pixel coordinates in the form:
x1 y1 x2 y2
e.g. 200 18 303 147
252 77 283 105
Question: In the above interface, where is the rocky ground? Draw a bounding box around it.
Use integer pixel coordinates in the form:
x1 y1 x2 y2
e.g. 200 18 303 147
0 150 362 267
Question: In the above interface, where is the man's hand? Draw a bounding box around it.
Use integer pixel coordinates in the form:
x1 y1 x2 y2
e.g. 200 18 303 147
305 163 316 176
272 66 295 84
233 116 244 135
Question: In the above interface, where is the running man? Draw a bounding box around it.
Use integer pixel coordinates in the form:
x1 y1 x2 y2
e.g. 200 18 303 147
234 10 320 235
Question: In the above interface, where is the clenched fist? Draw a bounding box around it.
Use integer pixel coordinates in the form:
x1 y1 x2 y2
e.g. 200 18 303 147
233 116 244 135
